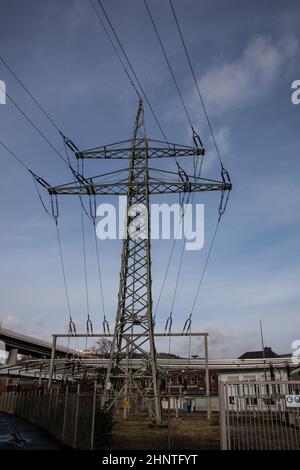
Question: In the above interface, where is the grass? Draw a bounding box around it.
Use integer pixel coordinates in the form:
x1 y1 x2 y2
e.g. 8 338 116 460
101 413 220 450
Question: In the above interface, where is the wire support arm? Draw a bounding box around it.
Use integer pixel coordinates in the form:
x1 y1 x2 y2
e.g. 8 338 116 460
75 141 204 159
48 179 232 196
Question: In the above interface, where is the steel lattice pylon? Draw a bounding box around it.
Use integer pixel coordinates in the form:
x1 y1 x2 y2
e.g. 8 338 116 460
40 99 231 423
102 99 161 420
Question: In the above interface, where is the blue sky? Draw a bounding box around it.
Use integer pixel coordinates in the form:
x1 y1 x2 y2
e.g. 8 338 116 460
0 0 299 357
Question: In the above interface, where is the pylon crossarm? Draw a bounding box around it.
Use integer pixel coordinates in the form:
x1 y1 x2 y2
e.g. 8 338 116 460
48 179 231 196
75 140 204 159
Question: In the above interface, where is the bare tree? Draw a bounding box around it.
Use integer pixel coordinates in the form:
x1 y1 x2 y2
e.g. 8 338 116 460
91 338 112 357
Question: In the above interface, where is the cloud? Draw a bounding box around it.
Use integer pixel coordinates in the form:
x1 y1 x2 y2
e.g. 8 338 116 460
194 34 298 115
200 126 231 173
155 323 260 359
0 314 21 330
199 324 259 358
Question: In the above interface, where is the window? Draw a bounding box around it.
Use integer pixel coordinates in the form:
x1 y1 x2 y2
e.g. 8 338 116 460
229 396 235 405
210 375 215 383
263 397 275 406
246 397 258 406
190 376 195 385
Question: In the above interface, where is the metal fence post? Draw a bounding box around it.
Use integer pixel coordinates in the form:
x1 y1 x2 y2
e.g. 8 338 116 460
53 388 59 435
204 334 211 419
7 391 10 413
48 387 53 425
62 385 69 443
219 382 228 450
73 384 80 449
48 335 57 389
175 397 179 419
90 382 97 450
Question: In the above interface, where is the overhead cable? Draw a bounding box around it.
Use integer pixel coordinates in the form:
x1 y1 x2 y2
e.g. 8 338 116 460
92 0 169 143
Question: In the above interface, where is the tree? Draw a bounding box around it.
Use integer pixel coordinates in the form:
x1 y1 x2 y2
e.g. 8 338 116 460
91 338 112 357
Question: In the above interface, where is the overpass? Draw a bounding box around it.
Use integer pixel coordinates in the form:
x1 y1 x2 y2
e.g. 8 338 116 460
0 327 74 361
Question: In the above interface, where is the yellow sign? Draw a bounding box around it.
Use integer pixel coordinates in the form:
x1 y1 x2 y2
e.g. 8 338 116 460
122 399 131 409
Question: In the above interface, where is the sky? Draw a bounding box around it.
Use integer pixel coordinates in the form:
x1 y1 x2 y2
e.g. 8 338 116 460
0 0 299 358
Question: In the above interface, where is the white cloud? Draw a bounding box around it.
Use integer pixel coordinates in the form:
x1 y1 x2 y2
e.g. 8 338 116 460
199 324 259 358
0 314 21 331
200 126 231 173
158 323 260 359
194 34 298 115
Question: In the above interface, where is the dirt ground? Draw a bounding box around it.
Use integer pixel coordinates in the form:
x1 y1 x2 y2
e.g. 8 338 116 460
103 413 220 450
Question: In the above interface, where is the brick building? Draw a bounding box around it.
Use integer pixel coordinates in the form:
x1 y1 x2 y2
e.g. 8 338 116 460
160 370 218 395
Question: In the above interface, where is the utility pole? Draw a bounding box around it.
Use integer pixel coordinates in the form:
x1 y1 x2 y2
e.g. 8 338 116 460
42 99 231 423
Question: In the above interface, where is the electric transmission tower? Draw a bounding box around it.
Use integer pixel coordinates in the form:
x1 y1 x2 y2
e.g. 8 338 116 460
41 99 231 422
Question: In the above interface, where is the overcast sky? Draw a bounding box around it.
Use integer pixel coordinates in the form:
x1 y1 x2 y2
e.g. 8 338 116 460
0 0 299 358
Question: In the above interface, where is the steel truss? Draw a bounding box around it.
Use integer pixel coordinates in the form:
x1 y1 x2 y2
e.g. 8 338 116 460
40 99 231 422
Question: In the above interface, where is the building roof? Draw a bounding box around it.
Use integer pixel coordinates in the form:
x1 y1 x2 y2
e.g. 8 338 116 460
239 347 278 360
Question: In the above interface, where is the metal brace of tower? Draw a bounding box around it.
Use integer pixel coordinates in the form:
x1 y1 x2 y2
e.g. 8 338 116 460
103 100 161 421
44 99 231 423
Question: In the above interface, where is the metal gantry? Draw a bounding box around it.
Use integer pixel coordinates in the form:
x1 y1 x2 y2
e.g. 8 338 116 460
41 99 231 422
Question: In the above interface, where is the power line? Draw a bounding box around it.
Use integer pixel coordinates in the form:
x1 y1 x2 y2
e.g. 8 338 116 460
169 0 225 168
93 219 107 323
55 220 73 319
0 141 32 172
89 0 141 100
0 141 56 221
184 186 231 325
0 56 61 133
168 0 232 324
93 0 169 143
0 140 75 332
63 127 107 332
188 216 221 319
0 82 68 167
144 0 193 130
154 228 177 320
80 202 91 319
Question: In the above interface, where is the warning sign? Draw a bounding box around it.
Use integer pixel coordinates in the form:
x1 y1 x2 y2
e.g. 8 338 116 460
286 395 300 407
122 399 131 410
